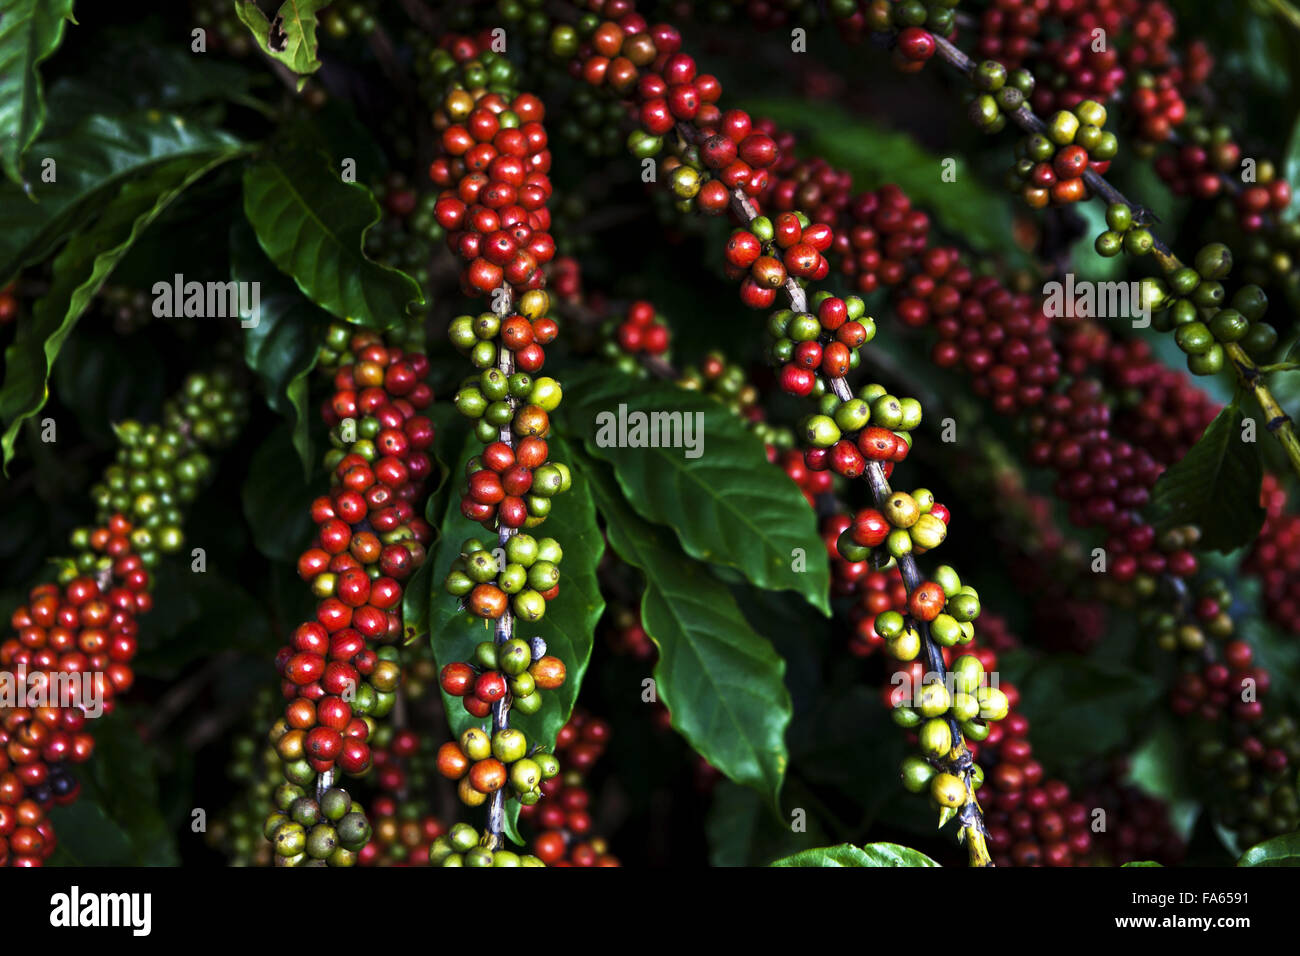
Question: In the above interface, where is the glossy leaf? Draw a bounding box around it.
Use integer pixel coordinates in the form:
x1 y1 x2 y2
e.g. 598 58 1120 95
0 0 76 183
241 422 324 565
83 709 179 865
47 799 136 866
0 112 244 282
1148 404 1264 552
231 216 327 474
1 151 241 472
581 451 791 806
770 842 939 867
562 366 829 615
233 0 329 86
42 38 258 134
1238 832 1300 866
241 144 423 330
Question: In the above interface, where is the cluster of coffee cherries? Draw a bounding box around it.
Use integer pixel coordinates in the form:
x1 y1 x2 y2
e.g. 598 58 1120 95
416 35 515 111
679 358 802 463
0 520 147 866
430 822 546 867
87 387 238 569
1200 715 1300 847
521 711 619 866
274 327 434 799
724 212 833 309
1133 561 1233 655
980 714 1098 868
207 691 280 866
436 712 562 810
802 386 919 484
603 299 671 370
263 783 372 867
1007 101 1117 208
361 793 445 867
897 637 1098 866
896 659 1006 814
1169 638 1274 725
448 293 560 377
1079 768 1187 866
359 724 447 866
429 46 555 296
1228 160 1294 236
1091 201 1157 259
860 3 958 71
676 352 754 420
800 380 919 456
451 376 568 530
837 487 952 569
319 1 378 40
1139 244 1277 374
847 546 1098 865
445 535 566 625
965 60 1037 136
1245 475 1300 636
556 16 779 217
2 367 247 866
874 566 982 662
438 632 566 718
767 294 876 398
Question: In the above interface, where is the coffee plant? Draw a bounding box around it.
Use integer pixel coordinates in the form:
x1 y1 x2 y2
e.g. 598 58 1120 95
4 0 1300 882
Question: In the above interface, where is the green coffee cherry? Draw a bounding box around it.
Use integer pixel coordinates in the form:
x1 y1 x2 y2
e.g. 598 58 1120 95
900 755 936 793
918 718 953 759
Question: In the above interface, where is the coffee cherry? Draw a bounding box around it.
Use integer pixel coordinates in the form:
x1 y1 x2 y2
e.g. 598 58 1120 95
930 773 965 808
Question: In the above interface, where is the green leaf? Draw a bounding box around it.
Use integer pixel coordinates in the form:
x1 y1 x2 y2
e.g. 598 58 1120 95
1 149 243 472
83 709 179 865
427 432 604 844
1286 113 1300 223
231 216 326 473
1122 861 1163 867
1147 404 1265 552
241 422 323 564
562 367 829 614
1123 720 1201 843
0 112 244 282
0 0 76 183
242 144 423 330
132 567 275 679
52 328 168 444
770 842 939 867
46 799 136 866
738 97 1019 257
1005 652 1160 767
580 450 791 805
1238 831 1300 866
233 0 329 86
42 37 258 134
706 779 834 866
705 780 767 866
